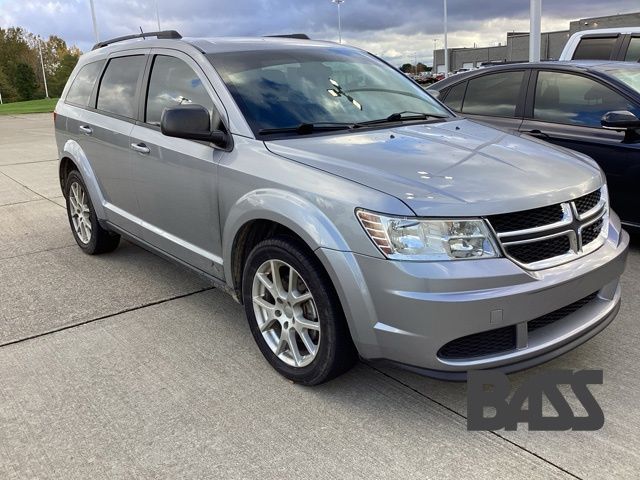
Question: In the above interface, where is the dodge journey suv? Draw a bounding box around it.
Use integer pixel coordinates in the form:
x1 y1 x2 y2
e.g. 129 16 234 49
54 31 629 385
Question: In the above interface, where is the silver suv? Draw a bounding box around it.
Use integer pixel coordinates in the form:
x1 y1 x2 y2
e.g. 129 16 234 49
54 31 629 384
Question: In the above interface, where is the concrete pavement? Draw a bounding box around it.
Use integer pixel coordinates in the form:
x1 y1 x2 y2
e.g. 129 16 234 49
0 113 638 479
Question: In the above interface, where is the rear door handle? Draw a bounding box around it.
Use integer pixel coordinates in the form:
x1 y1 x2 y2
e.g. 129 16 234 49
79 125 93 135
130 142 150 154
522 129 549 139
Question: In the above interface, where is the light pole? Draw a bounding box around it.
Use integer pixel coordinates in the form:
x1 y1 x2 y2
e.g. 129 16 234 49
332 0 345 44
37 38 49 99
432 39 438 71
155 0 161 31
443 0 449 75
89 0 99 42
529 0 541 62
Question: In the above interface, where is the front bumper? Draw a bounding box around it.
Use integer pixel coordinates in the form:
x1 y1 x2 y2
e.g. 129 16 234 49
317 213 629 379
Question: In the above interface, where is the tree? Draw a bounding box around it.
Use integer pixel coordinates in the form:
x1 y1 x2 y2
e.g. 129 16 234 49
0 27 82 102
400 63 413 73
49 52 79 97
14 63 38 100
0 66 19 102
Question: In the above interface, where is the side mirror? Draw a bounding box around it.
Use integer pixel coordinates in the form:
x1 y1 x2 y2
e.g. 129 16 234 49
601 111 640 143
161 104 228 148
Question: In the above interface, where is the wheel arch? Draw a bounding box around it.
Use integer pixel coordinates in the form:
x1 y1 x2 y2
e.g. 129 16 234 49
59 139 106 219
223 189 352 295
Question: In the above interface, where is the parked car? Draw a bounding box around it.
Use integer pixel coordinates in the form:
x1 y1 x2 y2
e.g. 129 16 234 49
55 32 628 384
428 61 640 228
560 27 640 62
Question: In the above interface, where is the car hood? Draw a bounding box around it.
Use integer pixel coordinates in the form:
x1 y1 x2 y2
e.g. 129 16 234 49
265 119 604 217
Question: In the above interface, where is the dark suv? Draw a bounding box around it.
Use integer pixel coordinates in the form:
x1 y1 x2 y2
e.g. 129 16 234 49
428 61 640 228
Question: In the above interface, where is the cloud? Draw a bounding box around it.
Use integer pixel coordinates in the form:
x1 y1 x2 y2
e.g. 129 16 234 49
1 0 637 65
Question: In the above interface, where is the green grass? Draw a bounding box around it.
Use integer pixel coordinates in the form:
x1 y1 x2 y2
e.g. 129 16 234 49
0 98 58 115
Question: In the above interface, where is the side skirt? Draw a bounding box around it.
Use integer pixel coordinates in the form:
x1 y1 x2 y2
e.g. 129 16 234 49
103 221 240 302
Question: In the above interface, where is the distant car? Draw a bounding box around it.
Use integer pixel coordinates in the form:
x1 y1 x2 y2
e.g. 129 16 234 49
428 61 640 227
560 27 640 62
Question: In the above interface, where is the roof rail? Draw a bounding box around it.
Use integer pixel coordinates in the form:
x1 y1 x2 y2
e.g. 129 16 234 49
265 34 310 40
92 30 182 50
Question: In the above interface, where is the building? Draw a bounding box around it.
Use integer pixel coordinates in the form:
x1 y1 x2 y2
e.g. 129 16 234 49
433 11 640 73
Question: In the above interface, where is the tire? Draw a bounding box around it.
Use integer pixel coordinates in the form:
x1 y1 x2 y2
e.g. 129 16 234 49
242 236 357 385
64 170 120 254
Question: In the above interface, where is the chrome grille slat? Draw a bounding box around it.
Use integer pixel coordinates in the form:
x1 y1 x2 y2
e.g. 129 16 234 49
487 188 607 270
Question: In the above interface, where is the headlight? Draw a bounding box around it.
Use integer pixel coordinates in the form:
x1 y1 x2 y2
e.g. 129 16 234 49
356 209 500 261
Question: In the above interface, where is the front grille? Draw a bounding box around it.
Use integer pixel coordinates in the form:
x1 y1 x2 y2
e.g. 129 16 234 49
488 204 564 233
575 190 601 216
528 292 598 332
438 325 516 359
488 188 605 269
505 235 571 264
582 218 604 247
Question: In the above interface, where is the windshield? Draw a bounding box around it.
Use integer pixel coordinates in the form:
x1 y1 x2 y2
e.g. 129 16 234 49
207 47 451 135
606 68 640 93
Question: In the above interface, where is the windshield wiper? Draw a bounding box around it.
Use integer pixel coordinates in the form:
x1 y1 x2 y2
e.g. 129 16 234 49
360 111 448 126
259 122 358 136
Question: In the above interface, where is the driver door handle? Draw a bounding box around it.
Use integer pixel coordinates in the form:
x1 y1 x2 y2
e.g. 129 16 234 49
130 142 150 154
79 125 93 135
522 129 549 139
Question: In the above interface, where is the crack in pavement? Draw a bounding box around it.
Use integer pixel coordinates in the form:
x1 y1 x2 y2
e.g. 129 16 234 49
0 170 65 211
0 286 215 349
0 244 76 261
0 198 47 208
0 158 59 167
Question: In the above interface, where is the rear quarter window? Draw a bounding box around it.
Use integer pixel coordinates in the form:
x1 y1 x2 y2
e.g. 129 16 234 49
442 81 466 112
65 61 104 106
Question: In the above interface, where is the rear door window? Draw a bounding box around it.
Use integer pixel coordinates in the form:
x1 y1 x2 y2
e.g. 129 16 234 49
573 36 618 60
96 55 145 119
461 71 525 117
533 71 639 127
66 61 104 106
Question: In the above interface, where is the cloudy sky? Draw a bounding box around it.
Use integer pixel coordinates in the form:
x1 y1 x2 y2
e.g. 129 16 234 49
0 0 637 65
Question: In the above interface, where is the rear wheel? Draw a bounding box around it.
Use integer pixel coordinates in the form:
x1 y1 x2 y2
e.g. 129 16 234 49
64 170 120 254
242 236 357 385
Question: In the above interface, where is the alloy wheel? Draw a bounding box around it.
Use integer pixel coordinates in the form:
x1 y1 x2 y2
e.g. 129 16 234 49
251 259 321 367
69 181 92 244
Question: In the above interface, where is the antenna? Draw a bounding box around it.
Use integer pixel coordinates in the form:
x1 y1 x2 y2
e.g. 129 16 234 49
139 26 145 38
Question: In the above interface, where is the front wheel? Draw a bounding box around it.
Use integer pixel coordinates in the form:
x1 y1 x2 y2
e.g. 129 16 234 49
242 236 357 385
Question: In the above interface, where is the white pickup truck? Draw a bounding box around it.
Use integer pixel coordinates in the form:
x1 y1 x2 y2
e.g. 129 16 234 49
560 27 640 62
